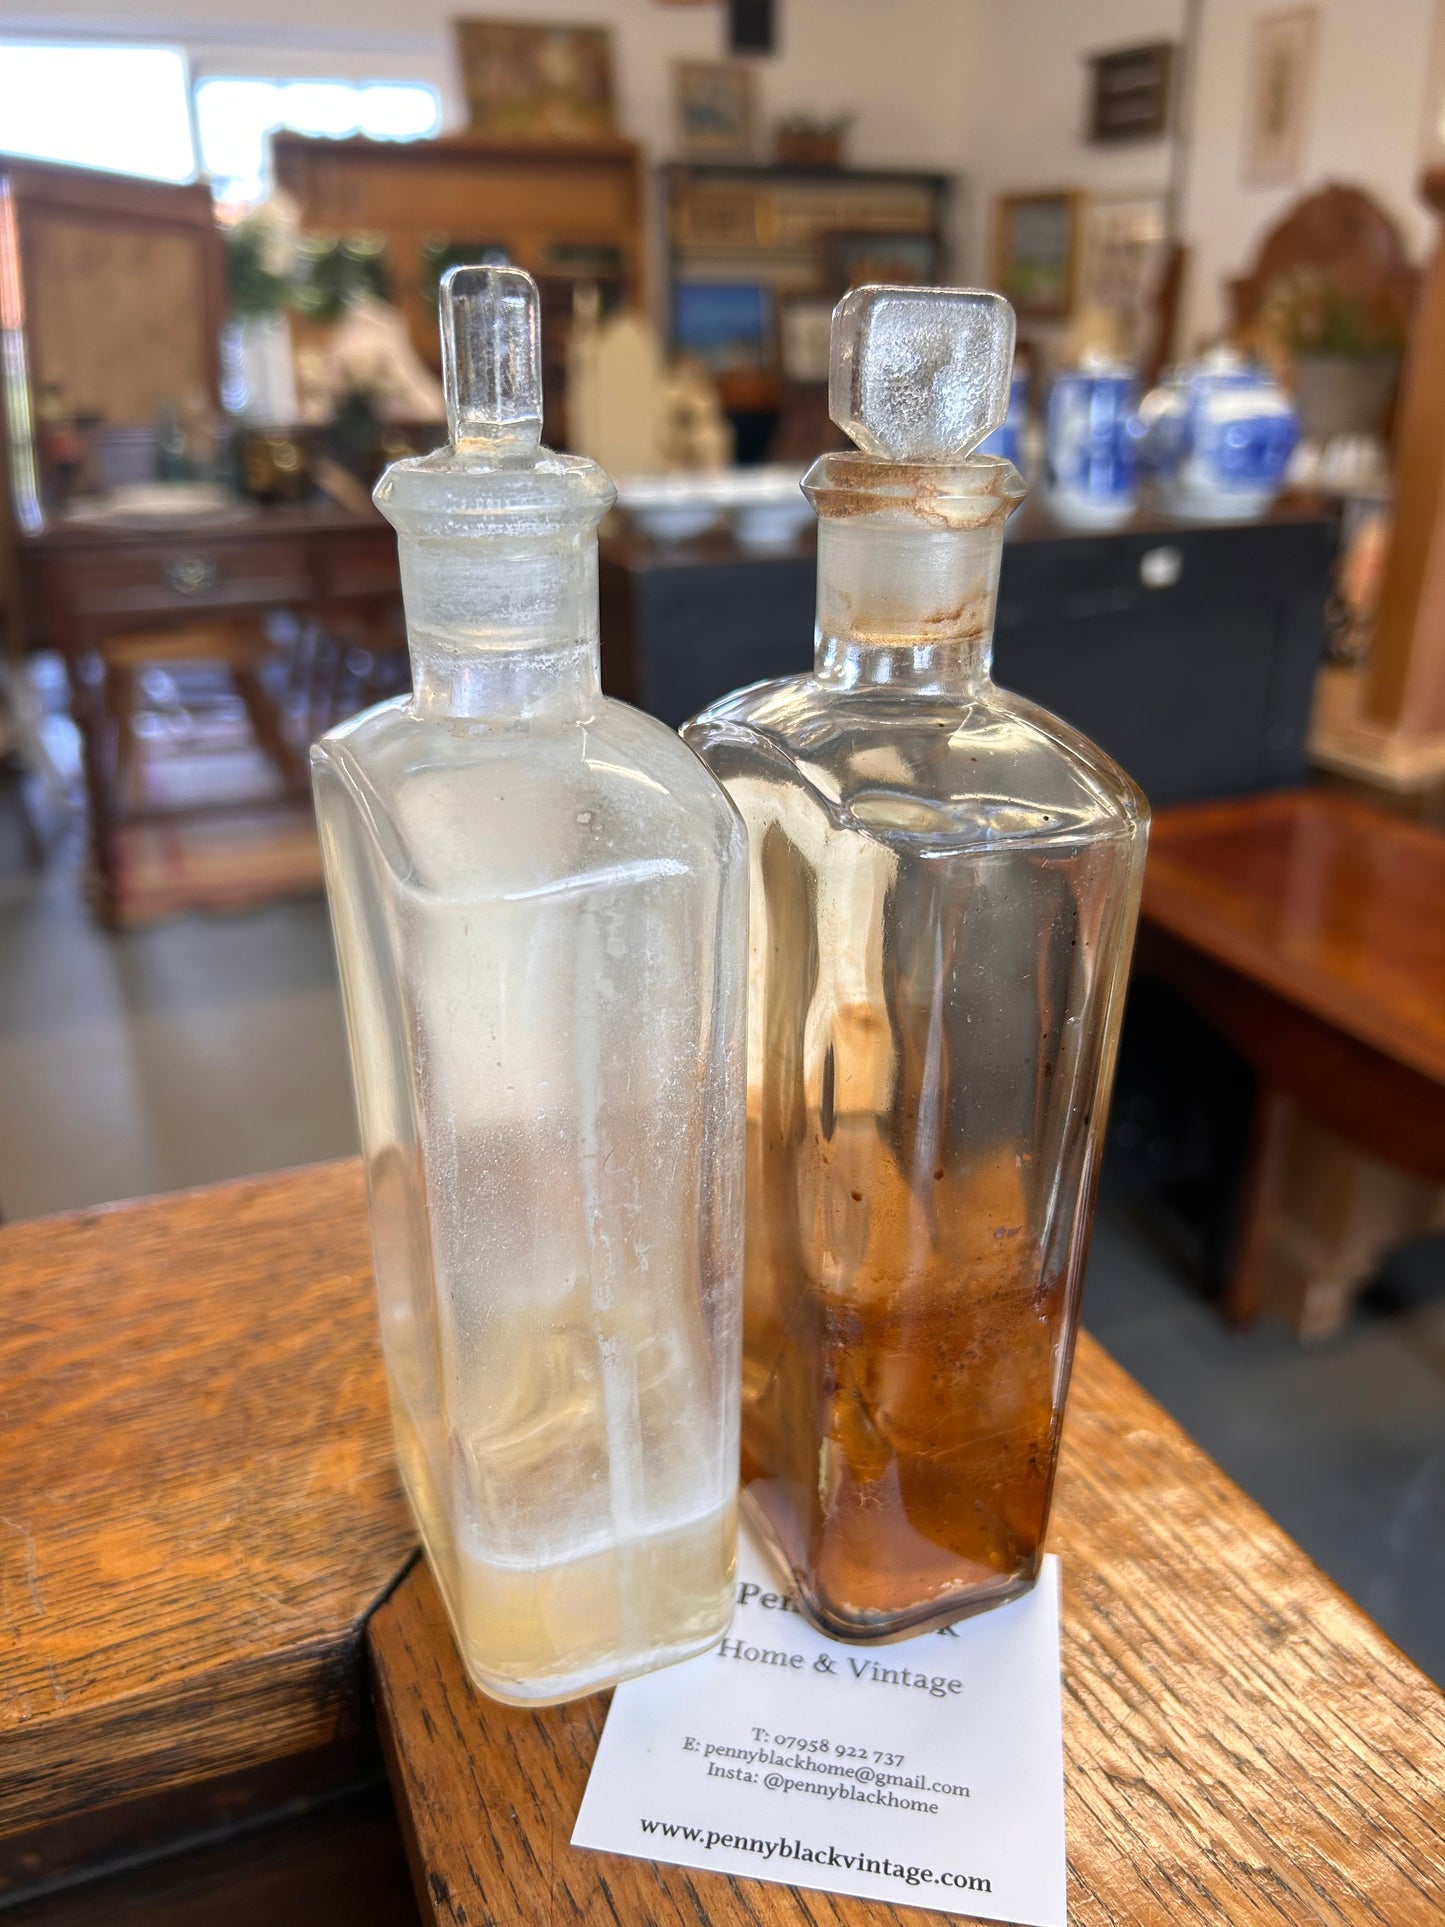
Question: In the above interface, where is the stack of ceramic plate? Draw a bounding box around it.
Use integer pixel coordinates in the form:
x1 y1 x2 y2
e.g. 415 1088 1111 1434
615 467 811 549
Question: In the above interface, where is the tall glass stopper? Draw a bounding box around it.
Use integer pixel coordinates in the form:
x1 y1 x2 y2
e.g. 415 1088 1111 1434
314 256 748 1710
829 285 1016 463
440 263 544 449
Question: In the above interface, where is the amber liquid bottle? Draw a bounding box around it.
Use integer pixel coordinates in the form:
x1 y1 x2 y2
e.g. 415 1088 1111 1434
684 288 1148 1639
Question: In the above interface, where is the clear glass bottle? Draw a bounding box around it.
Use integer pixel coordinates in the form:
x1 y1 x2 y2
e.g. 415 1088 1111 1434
684 287 1148 1641
313 267 747 1705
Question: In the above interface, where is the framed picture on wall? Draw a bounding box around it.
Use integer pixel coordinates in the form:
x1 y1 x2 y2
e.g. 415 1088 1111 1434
673 60 756 161
1243 8 1319 186
672 281 771 370
778 295 834 382
453 20 616 143
991 191 1082 319
1077 193 1169 359
1086 41 1175 143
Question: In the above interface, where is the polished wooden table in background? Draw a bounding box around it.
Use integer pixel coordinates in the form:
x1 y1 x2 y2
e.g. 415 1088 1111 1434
2 1162 1442 1922
1142 788 1445 1325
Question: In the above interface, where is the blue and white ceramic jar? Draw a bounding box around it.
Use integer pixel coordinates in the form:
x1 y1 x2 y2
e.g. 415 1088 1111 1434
978 369 1028 470
1045 355 1139 529
1135 347 1299 521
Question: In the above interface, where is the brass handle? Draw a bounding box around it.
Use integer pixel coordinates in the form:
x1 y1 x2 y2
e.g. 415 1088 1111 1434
164 554 221 596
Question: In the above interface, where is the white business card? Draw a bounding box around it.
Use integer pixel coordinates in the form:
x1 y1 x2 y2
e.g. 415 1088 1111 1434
572 1526 1066 1924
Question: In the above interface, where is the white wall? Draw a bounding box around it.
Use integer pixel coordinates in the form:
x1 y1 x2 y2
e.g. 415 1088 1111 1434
7 0 977 173
952 0 1183 234
960 0 1440 349
1182 0 1437 344
6 0 1438 351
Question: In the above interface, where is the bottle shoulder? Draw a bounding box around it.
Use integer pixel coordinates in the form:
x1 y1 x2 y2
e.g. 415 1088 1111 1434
684 674 1148 850
314 695 744 899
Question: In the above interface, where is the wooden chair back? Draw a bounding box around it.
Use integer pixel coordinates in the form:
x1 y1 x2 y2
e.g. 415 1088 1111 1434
0 156 225 532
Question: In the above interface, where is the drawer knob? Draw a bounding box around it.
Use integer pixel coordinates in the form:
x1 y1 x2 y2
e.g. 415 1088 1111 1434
165 554 220 596
1139 545 1183 589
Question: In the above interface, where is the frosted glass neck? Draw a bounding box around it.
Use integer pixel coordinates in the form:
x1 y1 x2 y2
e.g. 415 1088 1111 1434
402 531 602 722
373 266 616 725
808 283 1024 695
813 518 1004 696
806 453 1021 697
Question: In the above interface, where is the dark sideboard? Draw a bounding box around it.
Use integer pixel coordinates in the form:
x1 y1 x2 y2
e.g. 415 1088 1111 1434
23 495 1336 924
598 500 1338 808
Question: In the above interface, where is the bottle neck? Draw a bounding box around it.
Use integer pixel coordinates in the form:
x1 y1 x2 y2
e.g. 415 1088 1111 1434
400 530 602 722
812 511 1007 698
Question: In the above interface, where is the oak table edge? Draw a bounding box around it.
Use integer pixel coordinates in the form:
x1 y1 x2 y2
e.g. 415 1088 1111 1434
0 1158 417 1888
367 1329 1445 1926
1142 789 1445 1087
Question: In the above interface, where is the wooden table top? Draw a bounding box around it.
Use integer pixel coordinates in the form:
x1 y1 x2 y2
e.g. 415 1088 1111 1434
370 1335 1445 1927
20 500 382 554
0 1161 414 1893
4 1159 1444 1921
1145 788 1445 1088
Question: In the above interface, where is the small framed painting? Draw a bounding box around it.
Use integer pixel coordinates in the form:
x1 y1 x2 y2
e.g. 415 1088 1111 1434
1243 9 1319 186
672 281 770 371
1078 195 1168 309
778 296 834 383
992 191 1082 319
453 20 616 143
674 60 756 161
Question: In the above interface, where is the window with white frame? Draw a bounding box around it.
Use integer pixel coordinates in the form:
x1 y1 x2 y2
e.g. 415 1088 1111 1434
0 42 196 182
195 77 442 207
0 43 443 204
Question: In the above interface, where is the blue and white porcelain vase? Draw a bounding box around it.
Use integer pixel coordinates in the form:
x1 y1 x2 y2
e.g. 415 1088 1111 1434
1136 347 1299 522
1045 354 1139 529
978 368 1029 470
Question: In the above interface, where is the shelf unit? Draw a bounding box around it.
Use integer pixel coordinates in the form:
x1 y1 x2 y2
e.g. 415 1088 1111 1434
662 161 952 368
272 133 645 442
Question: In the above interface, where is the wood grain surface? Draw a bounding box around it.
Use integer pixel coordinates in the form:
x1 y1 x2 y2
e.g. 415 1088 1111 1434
1135 926 1445 1185
0 1161 415 1889
1143 789 1445 1087
7 1156 1443 1922
369 1333 1445 1927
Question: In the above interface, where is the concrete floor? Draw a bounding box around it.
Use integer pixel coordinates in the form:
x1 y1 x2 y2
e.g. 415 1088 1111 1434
1 813 1441 1687
1083 1205 1445 1686
0 824 356 1218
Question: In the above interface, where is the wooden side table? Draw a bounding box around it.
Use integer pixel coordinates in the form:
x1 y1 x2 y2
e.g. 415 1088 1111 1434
19 505 399 925
3 1161 1443 1920
1142 787 1445 1332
